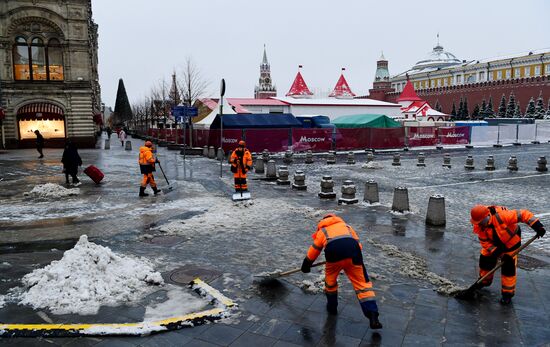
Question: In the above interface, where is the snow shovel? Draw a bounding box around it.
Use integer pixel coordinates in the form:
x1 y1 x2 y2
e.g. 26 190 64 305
254 261 327 281
454 234 538 300
156 161 174 193
232 189 251 201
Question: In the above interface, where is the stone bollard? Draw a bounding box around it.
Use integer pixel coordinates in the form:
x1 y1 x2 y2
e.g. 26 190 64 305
318 175 336 199
507 155 518 171
292 170 307 190
266 160 277 180
305 150 314 164
363 180 379 204
202 145 208 157
417 153 426 167
277 166 290 185
485 155 496 171
338 180 359 205
327 151 336 165
346 152 356 165
392 186 410 213
255 156 265 174
392 153 401 166
464 155 475 170
208 146 216 159
426 194 446 226
442 154 451 168
216 148 224 161
283 150 293 164
536 156 548 172
261 149 270 162
227 150 233 164
366 151 374 162
125 141 132 151
104 139 110 150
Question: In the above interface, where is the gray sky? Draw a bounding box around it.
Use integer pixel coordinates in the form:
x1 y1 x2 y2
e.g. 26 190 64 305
93 0 550 107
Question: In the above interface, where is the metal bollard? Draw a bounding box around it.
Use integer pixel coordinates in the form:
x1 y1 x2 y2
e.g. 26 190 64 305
392 186 409 212
277 166 290 185
104 139 110 150
216 148 224 161
338 180 358 205
292 170 307 190
366 151 374 163
305 150 314 164
363 180 379 204
464 155 475 170
266 160 277 180
536 156 548 172
255 156 265 174
507 155 518 171
208 146 216 159
347 152 355 165
392 153 401 166
485 155 496 171
442 153 451 168
202 145 208 157
283 150 293 164
417 153 426 167
426 194 446 226
318 175 336 199
327 151 336 165
124 141 132 151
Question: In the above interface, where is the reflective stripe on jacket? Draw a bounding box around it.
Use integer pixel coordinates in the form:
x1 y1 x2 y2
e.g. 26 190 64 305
307 215 363 263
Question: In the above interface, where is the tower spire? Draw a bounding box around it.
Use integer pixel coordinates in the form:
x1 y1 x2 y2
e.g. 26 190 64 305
262 44 268 65
255 45 277 99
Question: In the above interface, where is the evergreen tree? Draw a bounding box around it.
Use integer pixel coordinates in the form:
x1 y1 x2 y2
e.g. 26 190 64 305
535 93 545 119
506 91 516 118
481 99 487 113
525 97 536 118
514 101 521 118
451 102 457 116
434 100 442 112
472 104 480 119
458 97 464 120
546 98 550 119
463 97 469 119
497 93 507 117
486 96 494 118
113 78 133 125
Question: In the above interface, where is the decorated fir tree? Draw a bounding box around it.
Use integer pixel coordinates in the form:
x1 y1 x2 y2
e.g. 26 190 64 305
113 78 133 125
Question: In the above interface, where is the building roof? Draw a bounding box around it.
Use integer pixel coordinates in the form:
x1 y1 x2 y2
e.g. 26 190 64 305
329 69 356 98
286 67 314 97
412 43 461 71
332 114 402 128
401 100 447 117
273 96 400 107
209 113 302 129
396 81 423 102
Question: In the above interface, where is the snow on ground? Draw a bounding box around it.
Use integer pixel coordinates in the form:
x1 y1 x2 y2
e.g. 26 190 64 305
144 285 208 322
80 323 168 336
0 295 5 309
15 235 163 315
23 183 80 198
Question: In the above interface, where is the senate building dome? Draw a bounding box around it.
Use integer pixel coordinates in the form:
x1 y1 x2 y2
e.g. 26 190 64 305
412 43 461 71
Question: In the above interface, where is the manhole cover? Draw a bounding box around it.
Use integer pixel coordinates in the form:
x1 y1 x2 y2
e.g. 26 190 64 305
518 254 548 270
146 235 187 246
167 264 222 285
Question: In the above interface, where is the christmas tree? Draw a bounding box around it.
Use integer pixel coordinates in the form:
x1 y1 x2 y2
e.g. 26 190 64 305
506 91 516 118
113 78 133 125
497 94 507 117
525 97 536 118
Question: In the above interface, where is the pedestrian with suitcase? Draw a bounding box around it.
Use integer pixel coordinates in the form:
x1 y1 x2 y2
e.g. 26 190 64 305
61 140 82 185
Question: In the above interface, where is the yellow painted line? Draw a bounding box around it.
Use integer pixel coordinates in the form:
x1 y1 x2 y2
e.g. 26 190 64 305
0 277 236 337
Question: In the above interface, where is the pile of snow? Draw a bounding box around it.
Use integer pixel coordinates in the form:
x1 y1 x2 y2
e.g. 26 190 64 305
144 285 207 322
362 162 383 169
24 183 80 198
17 235 163 315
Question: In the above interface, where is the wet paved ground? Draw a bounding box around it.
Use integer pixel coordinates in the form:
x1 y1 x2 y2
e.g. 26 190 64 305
1 135 550 346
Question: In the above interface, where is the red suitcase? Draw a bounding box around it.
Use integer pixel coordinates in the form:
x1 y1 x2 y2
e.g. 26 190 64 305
84 165 104 184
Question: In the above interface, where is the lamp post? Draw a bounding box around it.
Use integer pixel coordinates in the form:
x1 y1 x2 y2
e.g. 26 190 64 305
219 78 225 177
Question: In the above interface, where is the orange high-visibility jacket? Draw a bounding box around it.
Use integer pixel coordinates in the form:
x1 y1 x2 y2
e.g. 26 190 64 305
307 215 363 262
139 146 156 166
473 205 539 255
230 148 252 176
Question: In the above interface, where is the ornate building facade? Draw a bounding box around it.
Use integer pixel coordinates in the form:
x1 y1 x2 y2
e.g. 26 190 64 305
0 0 100 148
254 45 277 99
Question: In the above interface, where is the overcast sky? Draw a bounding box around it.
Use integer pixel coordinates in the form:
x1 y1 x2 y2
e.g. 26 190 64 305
93 0 550 107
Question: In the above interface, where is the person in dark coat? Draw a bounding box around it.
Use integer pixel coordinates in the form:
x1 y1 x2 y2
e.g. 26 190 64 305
34 130 44 158
62 140 83 185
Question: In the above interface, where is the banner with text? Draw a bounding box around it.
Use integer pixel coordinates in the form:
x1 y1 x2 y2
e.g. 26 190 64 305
292 128 333 152
437 126 470 145
244 129 290 152
407 127 437 147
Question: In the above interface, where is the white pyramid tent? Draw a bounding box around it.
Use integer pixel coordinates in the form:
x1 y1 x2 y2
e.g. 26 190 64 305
195 98 236 128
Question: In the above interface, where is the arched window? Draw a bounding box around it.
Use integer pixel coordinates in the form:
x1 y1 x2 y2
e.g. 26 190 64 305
47 39 64 80
12 36 64 81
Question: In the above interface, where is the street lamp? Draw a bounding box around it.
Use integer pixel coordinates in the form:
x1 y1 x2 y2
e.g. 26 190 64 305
219 78 225 177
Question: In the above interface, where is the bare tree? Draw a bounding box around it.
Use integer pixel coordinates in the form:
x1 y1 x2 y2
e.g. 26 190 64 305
177 57 210 107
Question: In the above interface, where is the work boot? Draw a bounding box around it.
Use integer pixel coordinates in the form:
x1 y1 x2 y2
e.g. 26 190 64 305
139 187 149 197
500 294 513 305
326 293 338 315
152 186 160 195
366 311 383 329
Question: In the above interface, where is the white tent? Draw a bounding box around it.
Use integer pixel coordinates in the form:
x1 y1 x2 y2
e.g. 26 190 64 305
195 98 236 128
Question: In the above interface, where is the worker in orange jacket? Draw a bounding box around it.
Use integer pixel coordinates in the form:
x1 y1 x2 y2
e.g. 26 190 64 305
470 205 545 305
301 214 382 329
138 141 160 197
230 140 253 193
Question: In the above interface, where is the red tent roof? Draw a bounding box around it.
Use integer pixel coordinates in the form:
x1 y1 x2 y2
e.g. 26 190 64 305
397 80 423 102
329 69 356 98
286 67 313 97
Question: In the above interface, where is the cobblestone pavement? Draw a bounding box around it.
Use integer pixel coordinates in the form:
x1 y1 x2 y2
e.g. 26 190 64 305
0 135 549 346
